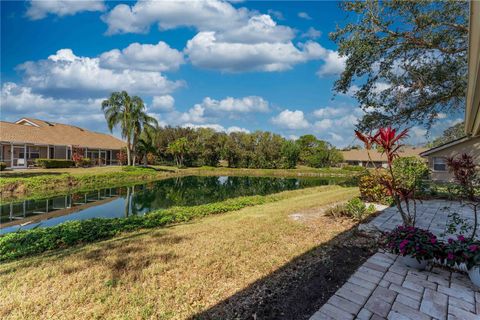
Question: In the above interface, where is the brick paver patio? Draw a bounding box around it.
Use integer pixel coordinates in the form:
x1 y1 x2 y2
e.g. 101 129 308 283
310 200 480 320
311 252 479 320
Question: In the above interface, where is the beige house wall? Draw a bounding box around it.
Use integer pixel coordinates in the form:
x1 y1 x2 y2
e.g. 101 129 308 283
424 137 480 181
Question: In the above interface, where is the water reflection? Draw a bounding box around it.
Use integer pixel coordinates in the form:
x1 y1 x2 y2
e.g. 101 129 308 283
0 175 355 234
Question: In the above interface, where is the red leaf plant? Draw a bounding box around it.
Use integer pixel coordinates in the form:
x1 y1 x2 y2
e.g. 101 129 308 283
355 127 416 226
446 153 479 240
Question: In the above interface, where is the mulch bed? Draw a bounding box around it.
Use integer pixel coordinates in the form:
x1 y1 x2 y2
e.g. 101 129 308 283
193 228 378 320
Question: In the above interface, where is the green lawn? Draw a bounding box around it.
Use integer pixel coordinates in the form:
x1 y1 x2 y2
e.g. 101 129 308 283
0 186 373 320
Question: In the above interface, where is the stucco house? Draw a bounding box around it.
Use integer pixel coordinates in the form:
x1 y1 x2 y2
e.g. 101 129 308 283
0 118 126 169
420 2 480 181
342 147 427 168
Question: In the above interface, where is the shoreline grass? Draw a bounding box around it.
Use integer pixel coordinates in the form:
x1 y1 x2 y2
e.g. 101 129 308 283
0 185 356 262
0 185 363 319
0 165 361 201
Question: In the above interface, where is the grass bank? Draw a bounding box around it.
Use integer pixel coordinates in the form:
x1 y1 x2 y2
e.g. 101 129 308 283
0 185 374 320
0 165 361 201
0 186 344 261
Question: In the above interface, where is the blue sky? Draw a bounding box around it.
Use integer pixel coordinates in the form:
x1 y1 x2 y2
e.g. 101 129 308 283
0 0 463 147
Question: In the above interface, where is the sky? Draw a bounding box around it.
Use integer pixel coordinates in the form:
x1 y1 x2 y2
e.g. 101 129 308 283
0 0 464 147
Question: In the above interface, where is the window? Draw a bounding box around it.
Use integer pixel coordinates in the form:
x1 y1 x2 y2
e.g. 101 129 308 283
28 146 40 159
433 157 447 171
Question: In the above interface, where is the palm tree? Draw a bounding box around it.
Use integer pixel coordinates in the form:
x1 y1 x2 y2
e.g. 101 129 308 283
101 91 157 166
130 106 158 165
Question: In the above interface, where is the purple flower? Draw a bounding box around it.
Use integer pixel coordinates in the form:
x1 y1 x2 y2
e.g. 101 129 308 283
469 245 478 252
399 240 409 250
448 238 454 244
430 238 437 244
457 235 466 242
447 252 454 260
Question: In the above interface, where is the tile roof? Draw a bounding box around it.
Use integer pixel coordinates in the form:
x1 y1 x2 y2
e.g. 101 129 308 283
0 118 126 150
341 147 428 162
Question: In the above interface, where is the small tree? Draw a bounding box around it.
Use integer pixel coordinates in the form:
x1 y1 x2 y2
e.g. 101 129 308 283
446 154 479 240
167 137 190 168
281 140 300 169
356 127 419 226
72 146 85 167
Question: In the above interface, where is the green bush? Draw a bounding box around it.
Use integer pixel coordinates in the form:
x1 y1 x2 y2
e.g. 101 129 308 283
79 158 92 167
325 197 375 221
0 194 280 262
35 159 75 168
359 172 393 205
0 162 6 171
392 157 429 192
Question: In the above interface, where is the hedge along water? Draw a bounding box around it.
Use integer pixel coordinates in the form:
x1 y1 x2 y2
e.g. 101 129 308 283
0 175 356 234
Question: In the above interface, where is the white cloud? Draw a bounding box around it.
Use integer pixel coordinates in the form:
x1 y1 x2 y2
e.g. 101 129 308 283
313 119 333 130
181 123 250 133
298 12 312 20
301 27 322 39
329 132 344 142
201 96 269 113
18 49 183 98
271 109 310 130
26 0 105 20
1 82 110 131
435 112 448 119
316 50 346 77
162 95 270 126
151 95 175 112
185 33 326 72
99 41 184 72
313 106 348 118
179 105 207 123
102 0 251 35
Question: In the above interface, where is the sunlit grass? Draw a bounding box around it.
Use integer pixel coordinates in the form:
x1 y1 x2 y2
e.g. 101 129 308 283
0 186 361 319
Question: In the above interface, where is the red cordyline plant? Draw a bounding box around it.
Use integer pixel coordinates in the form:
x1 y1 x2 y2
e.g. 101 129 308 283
355 127 416 226
446 153 479 240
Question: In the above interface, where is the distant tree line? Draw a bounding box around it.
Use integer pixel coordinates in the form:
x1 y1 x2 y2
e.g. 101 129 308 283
102 91 343 169
139 127 343 169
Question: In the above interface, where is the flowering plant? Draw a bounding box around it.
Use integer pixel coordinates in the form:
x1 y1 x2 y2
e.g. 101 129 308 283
382 226 441 261
355 127 419 226
443 236 480 270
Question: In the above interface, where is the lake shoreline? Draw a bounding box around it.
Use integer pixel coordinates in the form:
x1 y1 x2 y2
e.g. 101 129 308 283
0 166 362 202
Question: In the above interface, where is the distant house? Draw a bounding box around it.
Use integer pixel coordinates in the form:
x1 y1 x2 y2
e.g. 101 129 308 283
420 136 480 181
342 147 427 168
0 118 126 169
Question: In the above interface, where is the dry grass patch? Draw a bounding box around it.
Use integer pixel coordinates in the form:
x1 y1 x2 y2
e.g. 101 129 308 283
0 187 366 320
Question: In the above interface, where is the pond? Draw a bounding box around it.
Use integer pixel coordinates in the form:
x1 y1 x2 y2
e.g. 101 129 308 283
0 175 356 234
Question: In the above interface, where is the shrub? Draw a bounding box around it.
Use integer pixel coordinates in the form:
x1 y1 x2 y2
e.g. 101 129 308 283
0 162 6 171
325 197 375 221
0 194 281 262
382 226 441 261
359 172 393 205
79 158 92 167
35 159 75 168
443 236 480 270
392 157 429 193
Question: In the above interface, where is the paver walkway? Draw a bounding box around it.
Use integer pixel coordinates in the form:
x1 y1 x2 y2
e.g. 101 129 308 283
310 200 480 320
368 200 480 240
311 252 479 320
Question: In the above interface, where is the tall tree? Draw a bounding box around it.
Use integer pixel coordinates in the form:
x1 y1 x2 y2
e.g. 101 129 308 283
427 121 465 147
167 137 190 167
331 0 468 130
102 91 157 166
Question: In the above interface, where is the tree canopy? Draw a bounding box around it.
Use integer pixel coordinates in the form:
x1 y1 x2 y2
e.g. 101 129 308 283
427 121 465 147
331 0 468 131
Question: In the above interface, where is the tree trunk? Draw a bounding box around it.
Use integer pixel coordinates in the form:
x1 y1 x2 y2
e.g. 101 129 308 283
126 142 132 166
